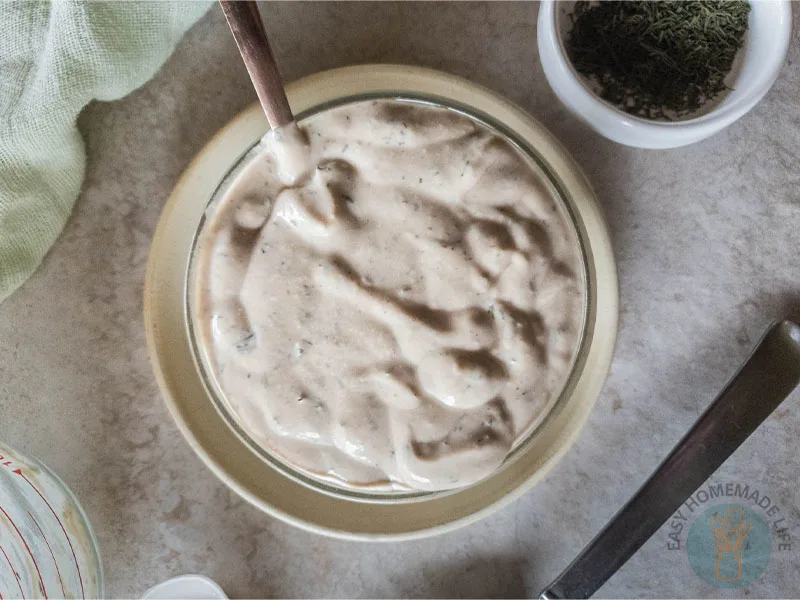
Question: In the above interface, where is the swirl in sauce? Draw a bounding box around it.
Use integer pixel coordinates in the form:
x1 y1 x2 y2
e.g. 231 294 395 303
193 100 585 491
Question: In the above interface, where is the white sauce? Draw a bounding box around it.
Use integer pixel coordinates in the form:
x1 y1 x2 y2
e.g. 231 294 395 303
193 100 585 491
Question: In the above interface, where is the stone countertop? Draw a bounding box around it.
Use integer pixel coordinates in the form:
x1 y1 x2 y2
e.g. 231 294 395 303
1 3 799 598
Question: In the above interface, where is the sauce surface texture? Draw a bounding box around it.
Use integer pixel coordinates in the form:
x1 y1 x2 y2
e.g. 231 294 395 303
194 100 585 491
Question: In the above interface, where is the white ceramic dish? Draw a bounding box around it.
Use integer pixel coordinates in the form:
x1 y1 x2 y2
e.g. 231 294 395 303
144 65 618 540
538 0 792 149
142 575 227 600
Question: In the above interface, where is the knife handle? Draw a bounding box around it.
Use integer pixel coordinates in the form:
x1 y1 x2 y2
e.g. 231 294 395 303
540 320 800 599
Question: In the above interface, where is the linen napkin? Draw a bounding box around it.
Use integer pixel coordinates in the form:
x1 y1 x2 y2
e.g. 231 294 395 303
0 0 211 303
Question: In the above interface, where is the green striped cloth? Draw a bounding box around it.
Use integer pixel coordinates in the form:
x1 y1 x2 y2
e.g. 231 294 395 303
0 1 211 302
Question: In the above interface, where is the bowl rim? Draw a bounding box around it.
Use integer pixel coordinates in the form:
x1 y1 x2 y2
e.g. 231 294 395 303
185 92 595 502
537 0 793 134
144 64 619 540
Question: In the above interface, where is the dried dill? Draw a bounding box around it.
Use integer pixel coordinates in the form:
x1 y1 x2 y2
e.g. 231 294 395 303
566 1 750 120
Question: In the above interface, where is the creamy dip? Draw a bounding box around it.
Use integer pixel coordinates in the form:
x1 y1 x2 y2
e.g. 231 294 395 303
193 99 585 491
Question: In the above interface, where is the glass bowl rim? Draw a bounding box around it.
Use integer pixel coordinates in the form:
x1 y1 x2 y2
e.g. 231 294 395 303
183 92 594 503
0 442 105 597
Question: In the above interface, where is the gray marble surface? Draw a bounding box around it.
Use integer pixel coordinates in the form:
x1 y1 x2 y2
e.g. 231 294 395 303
1 3 799 598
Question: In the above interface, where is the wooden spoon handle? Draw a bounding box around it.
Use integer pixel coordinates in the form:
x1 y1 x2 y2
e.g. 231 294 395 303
219 0 293 129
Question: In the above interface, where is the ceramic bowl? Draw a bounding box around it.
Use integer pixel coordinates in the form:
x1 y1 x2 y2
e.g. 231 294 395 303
144 65 619 539
538 0 792 149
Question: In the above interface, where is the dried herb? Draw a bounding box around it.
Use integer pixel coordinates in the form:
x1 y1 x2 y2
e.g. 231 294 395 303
566 1 750 120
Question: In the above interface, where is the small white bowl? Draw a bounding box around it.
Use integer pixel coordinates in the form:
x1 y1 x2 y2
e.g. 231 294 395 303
538 0 792 149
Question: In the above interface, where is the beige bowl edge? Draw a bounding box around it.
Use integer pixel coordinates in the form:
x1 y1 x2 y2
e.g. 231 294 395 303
144 64 619 540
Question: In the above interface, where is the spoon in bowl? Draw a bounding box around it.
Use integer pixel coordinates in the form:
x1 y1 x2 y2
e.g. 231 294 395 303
219 1 312 185
219 0 293 129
